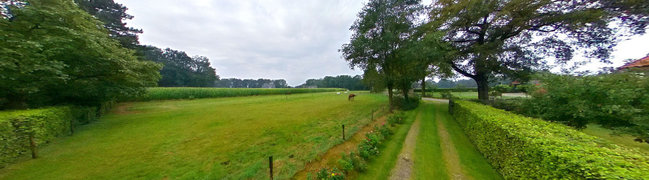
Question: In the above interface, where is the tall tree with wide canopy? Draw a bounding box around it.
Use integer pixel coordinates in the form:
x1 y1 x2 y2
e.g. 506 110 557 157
0 0 160 109
341 0 423 109
428 0 649 101
74 0 141 49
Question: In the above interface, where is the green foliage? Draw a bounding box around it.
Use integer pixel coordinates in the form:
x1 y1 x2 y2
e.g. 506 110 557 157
452 100 649 179
0 0 161 109
391 96 420 110
315 168 345 180
520 73 649 141
0 105 102 168
129 87 344 101
337 153 354 172
341 0 427 107
138 46 218 87
74 0 141 48
387 112 405 125
428 0 649 101
298 75 367 90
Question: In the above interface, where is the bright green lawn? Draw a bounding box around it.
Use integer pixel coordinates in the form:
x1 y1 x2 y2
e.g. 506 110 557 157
0 92 387 179
582 124 649 155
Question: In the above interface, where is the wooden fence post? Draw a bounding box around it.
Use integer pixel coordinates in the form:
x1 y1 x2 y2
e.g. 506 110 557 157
342 124 345 140
29 133 37 159
269 156 273 180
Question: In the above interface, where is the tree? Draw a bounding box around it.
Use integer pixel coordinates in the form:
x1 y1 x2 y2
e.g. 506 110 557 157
0 0 161 109
428 0 649 101
341 0 424 109
138 46 218 87
74 0 141 49
298 75 367 90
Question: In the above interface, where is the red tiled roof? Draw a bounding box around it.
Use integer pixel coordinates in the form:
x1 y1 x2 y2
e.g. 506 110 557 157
620 55 649 69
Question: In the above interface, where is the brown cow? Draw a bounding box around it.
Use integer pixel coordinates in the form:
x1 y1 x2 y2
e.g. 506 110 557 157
348 94 356 101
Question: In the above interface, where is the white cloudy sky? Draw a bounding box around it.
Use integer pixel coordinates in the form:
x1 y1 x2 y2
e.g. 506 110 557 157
115 0 649 86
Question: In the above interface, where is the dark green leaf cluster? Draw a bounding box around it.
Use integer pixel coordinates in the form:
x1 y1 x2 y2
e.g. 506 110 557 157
298 75 367 90
138 46 218 87
518 72 649 140
0 0 161 109
428 0 649 101
452 100 649 179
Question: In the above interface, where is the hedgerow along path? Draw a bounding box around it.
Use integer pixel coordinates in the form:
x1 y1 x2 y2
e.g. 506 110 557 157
360 100 501 180
0 92 387 179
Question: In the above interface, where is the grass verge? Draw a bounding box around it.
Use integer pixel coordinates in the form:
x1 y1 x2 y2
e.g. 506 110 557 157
356 106 419 180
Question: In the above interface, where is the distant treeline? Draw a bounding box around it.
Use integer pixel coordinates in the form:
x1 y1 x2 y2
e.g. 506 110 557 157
297 75 367 90
214 78 289 88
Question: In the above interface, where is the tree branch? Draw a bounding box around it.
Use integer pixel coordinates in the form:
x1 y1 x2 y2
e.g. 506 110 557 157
450 63 476 79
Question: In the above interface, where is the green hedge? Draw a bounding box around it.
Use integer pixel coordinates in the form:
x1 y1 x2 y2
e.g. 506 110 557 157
128 87 346 101
0 103 110 168
451 100 649 179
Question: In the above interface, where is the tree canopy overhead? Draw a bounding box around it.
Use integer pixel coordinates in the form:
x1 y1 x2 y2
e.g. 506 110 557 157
74 0 141 49
428 0 649 101
0 0 161 109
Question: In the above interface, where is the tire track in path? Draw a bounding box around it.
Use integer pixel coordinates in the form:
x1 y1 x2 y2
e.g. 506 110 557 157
435 104 469 180
388 109 422 180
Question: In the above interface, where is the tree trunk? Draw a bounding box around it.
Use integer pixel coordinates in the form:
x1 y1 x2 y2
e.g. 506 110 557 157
420 78 426 97
402 88 409 101
6 94 27 109
387 83 394 112
475 76 489 103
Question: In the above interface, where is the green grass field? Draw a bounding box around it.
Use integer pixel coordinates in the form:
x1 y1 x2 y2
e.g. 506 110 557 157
0 92 387 179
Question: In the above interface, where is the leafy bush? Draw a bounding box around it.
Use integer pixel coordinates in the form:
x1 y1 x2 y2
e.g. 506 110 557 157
392 96 420 110
129 87 345 101
520 73 649 140
316 168 345 180
452 100 649 179
387 112 405 125
0 105 106 168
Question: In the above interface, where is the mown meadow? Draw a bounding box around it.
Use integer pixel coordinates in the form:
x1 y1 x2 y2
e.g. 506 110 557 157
0 92 387 179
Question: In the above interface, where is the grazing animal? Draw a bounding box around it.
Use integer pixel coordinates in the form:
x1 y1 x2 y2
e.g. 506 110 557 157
348 94 356 101
634 138 644 143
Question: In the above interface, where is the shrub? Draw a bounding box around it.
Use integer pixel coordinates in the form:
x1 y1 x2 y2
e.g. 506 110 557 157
392 96 420 110
316 168 345 180
387 112 406 125
337 153 354 172
452 100 649 179
0 105 105 168
520 73 649 140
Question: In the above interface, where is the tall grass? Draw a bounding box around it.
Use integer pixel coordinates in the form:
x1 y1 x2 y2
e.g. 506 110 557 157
129 88 345 101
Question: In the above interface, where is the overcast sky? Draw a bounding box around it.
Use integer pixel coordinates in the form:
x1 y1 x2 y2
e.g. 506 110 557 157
115 0 649 86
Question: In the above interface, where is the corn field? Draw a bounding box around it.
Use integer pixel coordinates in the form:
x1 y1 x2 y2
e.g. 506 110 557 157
130 87 345 101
